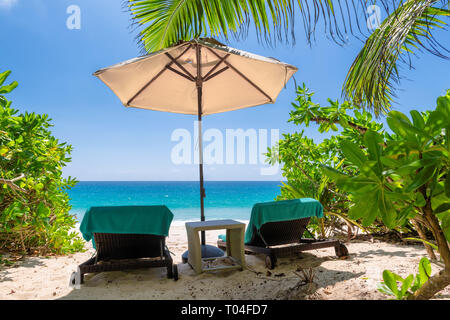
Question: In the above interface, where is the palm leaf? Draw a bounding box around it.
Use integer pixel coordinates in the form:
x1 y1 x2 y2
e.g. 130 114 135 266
344 1 450 115
126 0 297 52
125 0 391 52
126 1 450 114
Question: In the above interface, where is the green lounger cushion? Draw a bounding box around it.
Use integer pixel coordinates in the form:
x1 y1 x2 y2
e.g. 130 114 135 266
80 205 174 249
218 199 323 244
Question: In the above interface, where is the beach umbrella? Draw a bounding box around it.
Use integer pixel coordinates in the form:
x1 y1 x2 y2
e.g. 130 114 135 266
94 38 297 258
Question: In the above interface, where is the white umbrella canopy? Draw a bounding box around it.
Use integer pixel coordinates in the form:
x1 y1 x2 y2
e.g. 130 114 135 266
94 38 298 115
94 38 298 256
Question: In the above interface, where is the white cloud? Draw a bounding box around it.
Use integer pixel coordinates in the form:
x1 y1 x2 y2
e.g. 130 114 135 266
0 0 18 9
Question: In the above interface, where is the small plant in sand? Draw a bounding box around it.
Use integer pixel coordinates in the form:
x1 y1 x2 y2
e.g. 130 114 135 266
0 70 84 257
378 257 432 300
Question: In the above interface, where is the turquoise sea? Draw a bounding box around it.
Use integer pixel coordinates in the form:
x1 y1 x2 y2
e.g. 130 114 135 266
68 181 284 222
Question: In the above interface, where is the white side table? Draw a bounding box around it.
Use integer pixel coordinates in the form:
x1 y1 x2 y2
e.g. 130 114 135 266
185 219 246 274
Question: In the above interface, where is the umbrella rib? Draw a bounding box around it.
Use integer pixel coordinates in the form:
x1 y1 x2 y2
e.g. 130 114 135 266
204 47 273 103
202 53 230 80
167 66 195 82
126 44 192 106
203 66 230 82
164 52 196 81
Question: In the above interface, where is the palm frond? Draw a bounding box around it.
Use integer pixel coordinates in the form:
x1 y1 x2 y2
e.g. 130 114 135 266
126 0 384 52
125 1 450 114
126 0 297 52
344 0 450 115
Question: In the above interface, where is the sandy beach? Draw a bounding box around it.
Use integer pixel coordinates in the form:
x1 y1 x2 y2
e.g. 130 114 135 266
1 222 449 300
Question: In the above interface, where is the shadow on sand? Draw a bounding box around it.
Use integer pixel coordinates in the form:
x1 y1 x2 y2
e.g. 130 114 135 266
1 256 47 283
58 250 364 300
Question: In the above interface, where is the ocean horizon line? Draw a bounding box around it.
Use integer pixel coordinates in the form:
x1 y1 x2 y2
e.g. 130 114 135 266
68 181 283 221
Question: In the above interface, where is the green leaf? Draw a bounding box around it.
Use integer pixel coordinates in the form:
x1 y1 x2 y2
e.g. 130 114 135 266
387 111 413 137
282 182 306 199
340 176 379 193
340 140 367 167
0 70 12 87
377 190 397 229
348 202 365 221
400 274 414 297
377 282 396 297
348 191 378 223
396 205 413 225
338 116 349 128
436 94 450 124
0 81 18 94
418 257 431 285
411 275 422 292
445 174 450 198
404 166 436 193
381 156 401 167
434 202 450 214
396 160 422 176
360 161 381 177
321 165 349 182
410 110 425 130
421 151 444 168
382 270 399 297
364 130 383 162
403 238 438 250
425 110 447 135
437 212 450 242
414 192 426 207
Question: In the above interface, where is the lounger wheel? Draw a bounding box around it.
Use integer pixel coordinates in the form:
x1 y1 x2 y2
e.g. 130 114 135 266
265 254 277 270
335 243 349 257
167 264 178 280
173 265 179 281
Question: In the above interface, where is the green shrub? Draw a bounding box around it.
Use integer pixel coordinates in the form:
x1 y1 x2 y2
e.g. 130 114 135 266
323 89 450 299
267 84 385 237
273 85 449 299
0 70 84 255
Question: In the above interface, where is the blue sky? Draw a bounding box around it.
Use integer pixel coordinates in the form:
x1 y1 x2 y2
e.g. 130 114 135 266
1 0 449 181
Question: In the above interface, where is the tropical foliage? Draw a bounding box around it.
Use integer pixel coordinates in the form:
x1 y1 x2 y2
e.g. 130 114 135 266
344 1 450 115
270 85 449 298
0 70 83 256
267 84 384 238
322 89 450 299
125 0 450 114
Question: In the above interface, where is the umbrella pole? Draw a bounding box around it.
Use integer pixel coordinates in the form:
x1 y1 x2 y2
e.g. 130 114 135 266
198 91 206 246
196 44 206 246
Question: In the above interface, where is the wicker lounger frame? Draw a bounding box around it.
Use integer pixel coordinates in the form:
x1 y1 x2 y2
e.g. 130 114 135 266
72 233 177 285
217 217 348 269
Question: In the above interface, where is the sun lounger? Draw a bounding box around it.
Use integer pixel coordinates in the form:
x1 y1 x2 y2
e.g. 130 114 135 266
70 205 178 285
217 199 348 269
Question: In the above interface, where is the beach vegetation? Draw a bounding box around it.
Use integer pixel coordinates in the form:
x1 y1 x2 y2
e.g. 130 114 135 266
322 89 450 299
0 70 84 257
266 84 383 239
271 85 449 298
